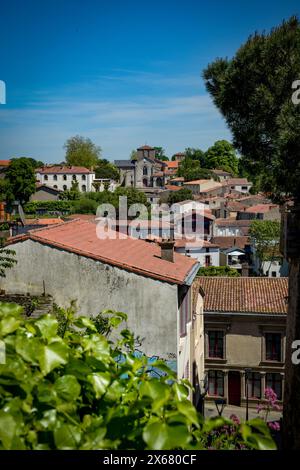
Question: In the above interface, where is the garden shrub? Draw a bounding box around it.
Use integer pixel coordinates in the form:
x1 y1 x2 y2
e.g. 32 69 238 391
0 302 276 450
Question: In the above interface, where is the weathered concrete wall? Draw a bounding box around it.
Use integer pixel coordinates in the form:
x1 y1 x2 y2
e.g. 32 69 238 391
0 239 178 359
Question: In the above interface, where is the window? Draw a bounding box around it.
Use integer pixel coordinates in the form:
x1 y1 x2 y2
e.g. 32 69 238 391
44 175 48 181
205 255 211 267
82 174 86 180
63 175 67 180
180 289 191 336
63 185 67 191
143 166 148 176
208 331 224 358
82 185 86 192
248 372 261 398
208 370 224 396
53 185 58 189
53 175 57 181
272 271 277 277
72 175 77 180
241 185 248 190
266 373 282 400
265 333 281 361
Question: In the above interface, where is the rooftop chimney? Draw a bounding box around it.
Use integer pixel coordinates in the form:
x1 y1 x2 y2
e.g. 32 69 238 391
158 239 175 263
241 262 249 277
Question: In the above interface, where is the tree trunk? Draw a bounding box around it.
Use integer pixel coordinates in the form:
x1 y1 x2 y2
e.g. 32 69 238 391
283 204 300 449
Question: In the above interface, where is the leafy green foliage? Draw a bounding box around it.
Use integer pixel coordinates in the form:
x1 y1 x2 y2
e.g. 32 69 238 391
0 302 276 450
0 239 17 278
95 160 119 181
64 135 101 169
4 158 37 203
59 180 81 201
24 200 73 215
203 16 300 201
168 188 193 204
177 159 217 182
249 220 281 274
197 266 241 277
204 140 239 175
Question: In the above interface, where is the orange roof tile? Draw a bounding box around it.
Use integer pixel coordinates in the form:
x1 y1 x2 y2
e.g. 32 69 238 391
36 166 93 174
166 161 179 169
8 219 198 285
199 277 288 314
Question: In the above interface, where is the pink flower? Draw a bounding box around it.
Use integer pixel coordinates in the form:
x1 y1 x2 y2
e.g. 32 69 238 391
230 414 240 425
256 404 264 413
268 421 280 431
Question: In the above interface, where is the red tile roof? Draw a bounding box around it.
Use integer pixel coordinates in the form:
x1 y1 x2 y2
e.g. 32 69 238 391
166 161 179 169
8 219 198 285
226 178 251 185
137 145 154 150
0 160 11 166
245 204 278 213
211 236 250 250
25 218 63 226
36 166 93 174
175 238 219 248
165 185 182 191
215 218 252 226
199 277 288 314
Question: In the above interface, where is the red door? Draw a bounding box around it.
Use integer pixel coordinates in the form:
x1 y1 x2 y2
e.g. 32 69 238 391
228 371 241 406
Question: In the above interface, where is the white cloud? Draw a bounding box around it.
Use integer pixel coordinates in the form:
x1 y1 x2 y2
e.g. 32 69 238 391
0 72 231 161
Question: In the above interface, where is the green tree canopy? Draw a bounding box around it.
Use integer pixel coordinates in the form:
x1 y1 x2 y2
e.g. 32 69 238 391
203 16 300 201
197 266 241 277
249 220 281 274
95 160 119 181
177 159 218 182
4 158 37 203
167 188 193 204
154 147 169 161
185 148 206 166
64 136 101 169
204 140 239 175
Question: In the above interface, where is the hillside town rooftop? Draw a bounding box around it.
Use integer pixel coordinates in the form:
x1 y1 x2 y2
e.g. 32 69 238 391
7 219 199 285
199 277 288 314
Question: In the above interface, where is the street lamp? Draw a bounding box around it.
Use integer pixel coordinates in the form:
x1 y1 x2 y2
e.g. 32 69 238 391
245 368 252 421
214 398 226 417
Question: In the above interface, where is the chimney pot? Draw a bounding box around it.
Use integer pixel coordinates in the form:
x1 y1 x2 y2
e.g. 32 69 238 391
158 238 175 262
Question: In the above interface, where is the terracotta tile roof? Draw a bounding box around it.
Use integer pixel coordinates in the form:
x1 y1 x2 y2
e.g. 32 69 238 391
226 178 251 185
175 238 219 248
212 169 232 176
25 218 63 226
183 179 212 185
170 177 185 182
244 204 278 213
137 145 154 150
211 236 250 250
8 219 198 285
0 160 11 166
215 218 252 226
165 185 182 191
36 166 93 174
199 277 288 314
166 161 179 169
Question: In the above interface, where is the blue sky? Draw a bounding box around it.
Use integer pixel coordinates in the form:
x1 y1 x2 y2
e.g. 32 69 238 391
0 0 299 163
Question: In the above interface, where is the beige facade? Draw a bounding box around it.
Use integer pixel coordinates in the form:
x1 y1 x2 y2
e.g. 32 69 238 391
204 312 286 406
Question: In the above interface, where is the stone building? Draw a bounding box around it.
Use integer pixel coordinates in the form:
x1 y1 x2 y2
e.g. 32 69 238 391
115 145 167 189
199 277 288 406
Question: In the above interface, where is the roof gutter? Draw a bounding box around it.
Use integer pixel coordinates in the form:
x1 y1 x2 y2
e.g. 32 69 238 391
184 261 200 286
205 311 286 318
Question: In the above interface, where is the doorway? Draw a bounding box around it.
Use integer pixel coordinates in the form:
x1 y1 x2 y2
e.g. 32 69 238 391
228 371 241 406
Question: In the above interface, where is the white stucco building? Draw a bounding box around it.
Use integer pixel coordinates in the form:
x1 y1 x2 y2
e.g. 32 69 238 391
36 166 96 192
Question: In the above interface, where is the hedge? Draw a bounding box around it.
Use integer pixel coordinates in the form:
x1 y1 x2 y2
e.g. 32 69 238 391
24 200 74 214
